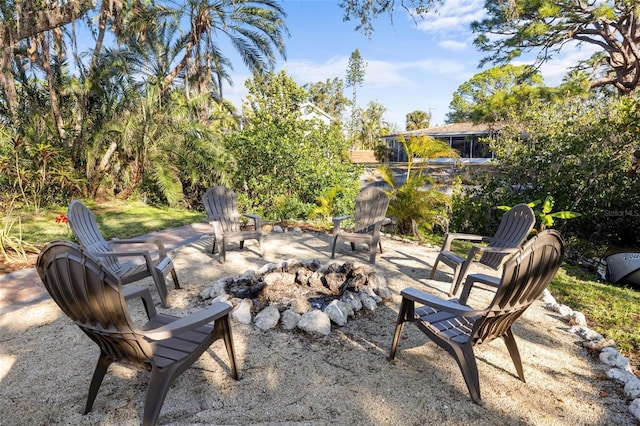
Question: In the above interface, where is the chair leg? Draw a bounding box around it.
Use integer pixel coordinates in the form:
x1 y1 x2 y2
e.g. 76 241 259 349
330 235 339 259
388 298 411 360
84 354 112 415
220 241 226 263
451 342 482 405
153 273 170 308
448 265 464 297
170 268 180 289
503 328 525 382
350 242 356 252
428 258 440 279
239 241 245 249
258 235 264 257
143 368 177 426
218 316 240 380
211 235 218 254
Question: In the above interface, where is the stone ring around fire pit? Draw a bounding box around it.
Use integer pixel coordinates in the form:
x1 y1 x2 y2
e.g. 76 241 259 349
199 258 392 336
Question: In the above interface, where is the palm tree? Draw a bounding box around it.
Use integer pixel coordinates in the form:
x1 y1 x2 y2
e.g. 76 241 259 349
405 110 431 131
164 0 289 99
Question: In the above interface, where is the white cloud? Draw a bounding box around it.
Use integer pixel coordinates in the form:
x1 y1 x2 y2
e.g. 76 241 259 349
415 0 485 34
439 39 468 50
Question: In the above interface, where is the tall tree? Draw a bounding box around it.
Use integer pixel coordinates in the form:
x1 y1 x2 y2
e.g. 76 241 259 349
406 110 431 131
303 77 350 121
354 101 389 149
446 64 552 123
345 49 366 141
472 0 640 96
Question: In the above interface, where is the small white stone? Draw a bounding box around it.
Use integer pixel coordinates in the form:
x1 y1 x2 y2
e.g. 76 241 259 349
231 299 253 324
629 398 640 421
600 347 632 372
624 378 640 400
254 305 280 330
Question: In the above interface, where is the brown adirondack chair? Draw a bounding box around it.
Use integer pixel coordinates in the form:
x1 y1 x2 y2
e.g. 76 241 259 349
67 200 179 308
36 241 239 426
429 203 536 296
202 186 263 263
388 229 565 405
331 186 390 264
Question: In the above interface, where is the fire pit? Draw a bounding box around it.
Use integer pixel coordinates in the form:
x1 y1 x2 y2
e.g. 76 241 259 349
199 258 392 336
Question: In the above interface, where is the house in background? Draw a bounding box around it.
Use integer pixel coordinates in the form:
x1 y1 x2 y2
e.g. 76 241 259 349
380 122 498 163
299 102 334 126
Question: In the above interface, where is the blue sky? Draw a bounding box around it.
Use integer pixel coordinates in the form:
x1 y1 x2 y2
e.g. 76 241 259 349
222 0 596 130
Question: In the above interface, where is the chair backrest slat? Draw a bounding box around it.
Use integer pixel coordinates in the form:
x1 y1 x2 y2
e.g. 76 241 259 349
478 204 536 269
37 241 153 369
68 200 121 271
472 230 564 345
354 187 390 233
203 186 241 232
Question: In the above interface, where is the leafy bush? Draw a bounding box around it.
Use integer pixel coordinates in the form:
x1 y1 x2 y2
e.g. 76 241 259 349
452 95 640 248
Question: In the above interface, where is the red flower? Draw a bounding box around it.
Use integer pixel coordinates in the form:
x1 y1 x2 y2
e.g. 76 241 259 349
55 213 68 224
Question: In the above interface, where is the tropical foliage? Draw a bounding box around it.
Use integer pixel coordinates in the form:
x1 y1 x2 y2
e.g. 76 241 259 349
225 71 361 221
380 135 459 237
452 94 640 248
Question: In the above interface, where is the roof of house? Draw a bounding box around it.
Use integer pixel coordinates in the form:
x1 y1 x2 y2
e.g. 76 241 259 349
382 122 504 139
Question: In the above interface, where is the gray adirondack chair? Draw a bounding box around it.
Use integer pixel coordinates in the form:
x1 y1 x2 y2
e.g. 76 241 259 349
389 229 565 405
67 200 179 308
429 203 536 296
203 186 263 263
36 241 239 426
331 186 390 264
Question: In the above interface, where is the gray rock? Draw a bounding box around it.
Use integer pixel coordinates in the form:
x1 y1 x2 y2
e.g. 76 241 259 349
569 325 603 341
624 378 640 400
629 398 640 421
308 271 324 288
567 311 587 326
361 286 382 303
325 300 349 326
541 289 556 305
211 294 230 305
582 339 616 350
231 299 253 324
298 310 331 336
342 291 362 312
257 263 279 275
606 368 638 384
600 347 632 372
254 305 280 330
280 309 301 330
201 276 233 299
273 225 284 233
359 291 378 311
263 271 296 286
289 298 311 314
555 304 573 317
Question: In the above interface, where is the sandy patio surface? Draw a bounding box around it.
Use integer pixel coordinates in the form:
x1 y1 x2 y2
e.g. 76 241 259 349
0 229 635 425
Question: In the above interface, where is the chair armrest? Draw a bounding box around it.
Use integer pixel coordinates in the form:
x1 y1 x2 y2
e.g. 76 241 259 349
458 273 501 305
107 237 168 256
332 215 353 234
122 285 158 318
243 213 263 230
441 232 490 251
400 287 483 317
142 302 233 340
463 245 519 265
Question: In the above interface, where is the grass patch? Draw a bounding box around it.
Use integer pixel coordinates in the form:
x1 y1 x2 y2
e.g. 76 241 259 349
14 199 205 246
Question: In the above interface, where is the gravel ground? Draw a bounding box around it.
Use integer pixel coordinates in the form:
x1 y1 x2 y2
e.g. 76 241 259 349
0 230 635 425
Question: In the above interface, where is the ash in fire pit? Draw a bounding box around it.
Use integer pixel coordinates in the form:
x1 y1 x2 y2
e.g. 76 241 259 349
200 259 392 336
